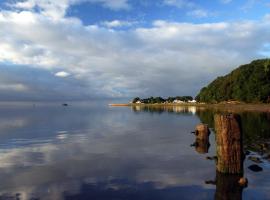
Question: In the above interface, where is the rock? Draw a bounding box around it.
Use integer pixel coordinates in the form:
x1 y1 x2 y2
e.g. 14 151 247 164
261 143 269 151
248 164 263 172
206 156 217 161
62 103 68 106
238 177 248 187
248 156 263 163
245 150 251 155
263 154 270 160
205 180 216 185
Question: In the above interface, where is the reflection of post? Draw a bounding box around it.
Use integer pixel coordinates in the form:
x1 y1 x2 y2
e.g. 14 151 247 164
214 114 244 174
204 114 247 200
215 172 244 200
193 139 210 154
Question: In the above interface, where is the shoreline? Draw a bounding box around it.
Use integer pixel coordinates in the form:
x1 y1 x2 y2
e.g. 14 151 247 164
109 103 270 113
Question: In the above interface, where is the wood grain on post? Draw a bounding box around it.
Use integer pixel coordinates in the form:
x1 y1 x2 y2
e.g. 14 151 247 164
214 114 243 174
195 124 210 140
193 124 210 154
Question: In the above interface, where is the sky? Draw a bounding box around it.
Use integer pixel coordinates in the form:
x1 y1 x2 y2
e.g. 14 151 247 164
0 0 270 101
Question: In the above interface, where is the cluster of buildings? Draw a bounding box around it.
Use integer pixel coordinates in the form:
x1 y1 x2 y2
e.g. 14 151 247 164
134 99 197 104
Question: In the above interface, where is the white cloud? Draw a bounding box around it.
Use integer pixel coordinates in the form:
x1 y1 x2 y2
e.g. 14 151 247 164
55 71 70 77
163 1 210 19
8 0 130 20
96 0 130 10
0 1 270 99
101 20 136 28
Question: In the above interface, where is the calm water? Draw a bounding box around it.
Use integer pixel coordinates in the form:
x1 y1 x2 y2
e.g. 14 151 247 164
0 103 269 200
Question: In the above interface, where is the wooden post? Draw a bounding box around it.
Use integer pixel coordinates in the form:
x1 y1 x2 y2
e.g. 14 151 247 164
192 124 210 154
195 124 210 140
214 114 244 174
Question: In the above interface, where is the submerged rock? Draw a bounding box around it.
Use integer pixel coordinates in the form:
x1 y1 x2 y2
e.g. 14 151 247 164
248 156 263 163
238 177 248 187
245 150 251 155
248 164 263 172
206 156 217 161
263 154 270 160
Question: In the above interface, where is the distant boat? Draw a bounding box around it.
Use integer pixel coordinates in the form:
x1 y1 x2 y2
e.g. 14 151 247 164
62 103 68 106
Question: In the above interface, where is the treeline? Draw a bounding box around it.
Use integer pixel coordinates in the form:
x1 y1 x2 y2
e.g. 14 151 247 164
132 96 193 104
196 59 270 103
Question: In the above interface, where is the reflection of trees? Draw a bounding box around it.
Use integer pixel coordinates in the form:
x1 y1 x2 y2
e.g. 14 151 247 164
196 110 270 145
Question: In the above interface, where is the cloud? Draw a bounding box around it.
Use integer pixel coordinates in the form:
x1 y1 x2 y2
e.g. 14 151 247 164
8 0 130 20
101 20 137 28
55 71 70 78
163 1 210 19
0 1 270 100
96 0 131 10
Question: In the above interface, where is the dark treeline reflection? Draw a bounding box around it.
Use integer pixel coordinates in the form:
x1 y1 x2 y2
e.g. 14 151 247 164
196 109 270 144
132 105 270 146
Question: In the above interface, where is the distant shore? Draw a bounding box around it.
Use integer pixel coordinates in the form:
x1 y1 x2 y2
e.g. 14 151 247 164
109 103 270 113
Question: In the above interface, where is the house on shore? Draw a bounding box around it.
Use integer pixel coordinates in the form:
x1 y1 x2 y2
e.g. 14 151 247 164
188 100 197 103
173 99 184 104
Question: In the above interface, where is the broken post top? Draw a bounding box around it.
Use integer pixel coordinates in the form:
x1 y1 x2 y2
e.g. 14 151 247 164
195 124 210 140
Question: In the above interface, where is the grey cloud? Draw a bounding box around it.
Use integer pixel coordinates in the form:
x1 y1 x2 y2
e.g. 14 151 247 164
0 4 270 100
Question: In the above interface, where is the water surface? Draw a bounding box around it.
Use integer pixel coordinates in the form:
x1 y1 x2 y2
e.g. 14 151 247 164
0 103 269 200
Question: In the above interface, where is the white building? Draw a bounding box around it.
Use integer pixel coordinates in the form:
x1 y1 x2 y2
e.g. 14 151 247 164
188 100 197 103
173 99 184 104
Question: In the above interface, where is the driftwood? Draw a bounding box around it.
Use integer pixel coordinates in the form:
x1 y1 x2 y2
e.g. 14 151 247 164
214 114 244 174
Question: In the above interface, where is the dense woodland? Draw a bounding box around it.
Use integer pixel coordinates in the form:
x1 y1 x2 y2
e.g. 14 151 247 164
196 59 270 103
132 96 193 104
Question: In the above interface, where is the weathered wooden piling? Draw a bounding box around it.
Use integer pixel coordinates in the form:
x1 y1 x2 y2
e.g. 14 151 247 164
214 114 244 174
195 124 210 140
192 124 210 154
